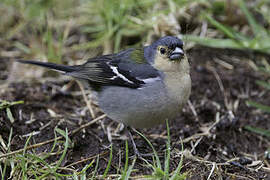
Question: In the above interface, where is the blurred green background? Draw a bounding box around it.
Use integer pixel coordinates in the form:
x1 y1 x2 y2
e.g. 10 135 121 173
1 0 269 63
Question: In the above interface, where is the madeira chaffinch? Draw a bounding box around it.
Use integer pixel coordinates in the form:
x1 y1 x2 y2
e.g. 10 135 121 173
17 36 191 129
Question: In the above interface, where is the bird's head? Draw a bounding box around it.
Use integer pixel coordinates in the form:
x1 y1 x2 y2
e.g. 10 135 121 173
152 36 184 61
145 36 188 73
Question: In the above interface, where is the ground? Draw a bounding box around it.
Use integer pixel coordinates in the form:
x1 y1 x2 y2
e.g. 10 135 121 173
0 46 269 179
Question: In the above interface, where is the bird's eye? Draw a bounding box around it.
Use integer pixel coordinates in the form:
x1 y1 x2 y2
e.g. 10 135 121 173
160 47 166 55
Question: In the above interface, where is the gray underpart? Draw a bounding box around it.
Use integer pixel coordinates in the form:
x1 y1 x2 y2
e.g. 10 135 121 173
97 80 182 128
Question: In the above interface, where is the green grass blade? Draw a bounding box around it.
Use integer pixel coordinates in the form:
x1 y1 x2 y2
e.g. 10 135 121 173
23 133 33 156
55 128 69 171
0 100 24 110
0 165 4 180
205 14 236 40
121 140 129 180
133 129 161 169
124 140 129 173
20 133 33 179
72 173 79 180
76 159 95 176
256 80 270 91
124 157 136 180
238 0 266 37
164 119 171 178
6 108 15 124
90 155 99 180
1 128 14 179
25 154 57 178
258 67 270 74
246 100 270 113
42 131 59 160
102 144 113 178
55 127 72 145
170 139 186 180
245 126 270 138
114 31 123 52
14 42 31 54
184 35 243 49
153 168 165 178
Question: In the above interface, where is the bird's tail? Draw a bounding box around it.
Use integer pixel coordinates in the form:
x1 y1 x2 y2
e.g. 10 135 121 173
16 60 77 73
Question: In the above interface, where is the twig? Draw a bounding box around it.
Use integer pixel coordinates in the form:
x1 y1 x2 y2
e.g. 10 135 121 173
190 136 203 154
188 100 198 121
207 162 216 180
226 172 255 180
261 166 270 173
69 114 106 135
76 80 96 119
65 151 108 168
181 113 220 144
213 57 234 70
207 65 229 110
182 132 208 143
200 21 208 37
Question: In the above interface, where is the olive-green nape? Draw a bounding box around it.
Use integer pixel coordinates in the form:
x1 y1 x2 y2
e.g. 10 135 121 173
130 48 147 64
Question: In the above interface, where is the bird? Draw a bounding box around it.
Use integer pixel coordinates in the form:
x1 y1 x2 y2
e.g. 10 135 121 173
17 36 191 129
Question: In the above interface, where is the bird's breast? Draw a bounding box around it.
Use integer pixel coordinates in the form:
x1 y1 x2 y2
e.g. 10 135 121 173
163 72 191 107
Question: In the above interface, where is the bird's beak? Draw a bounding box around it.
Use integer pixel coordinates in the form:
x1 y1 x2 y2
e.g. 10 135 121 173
169 47 184 60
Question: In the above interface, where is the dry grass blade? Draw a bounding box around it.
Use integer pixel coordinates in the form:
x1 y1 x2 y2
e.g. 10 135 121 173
77 80 96 119
65 151 108 168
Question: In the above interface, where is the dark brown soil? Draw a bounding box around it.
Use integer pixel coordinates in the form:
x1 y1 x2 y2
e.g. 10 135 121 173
1 46 270 179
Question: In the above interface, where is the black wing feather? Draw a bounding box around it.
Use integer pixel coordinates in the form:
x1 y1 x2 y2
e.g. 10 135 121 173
17 48 161 89
67 59 145 88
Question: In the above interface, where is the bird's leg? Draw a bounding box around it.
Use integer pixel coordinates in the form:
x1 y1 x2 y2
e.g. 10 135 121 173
126 126 152 158
127 126 141 158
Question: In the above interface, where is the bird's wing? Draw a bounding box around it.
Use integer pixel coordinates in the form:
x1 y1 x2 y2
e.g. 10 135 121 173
66 49 161 88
